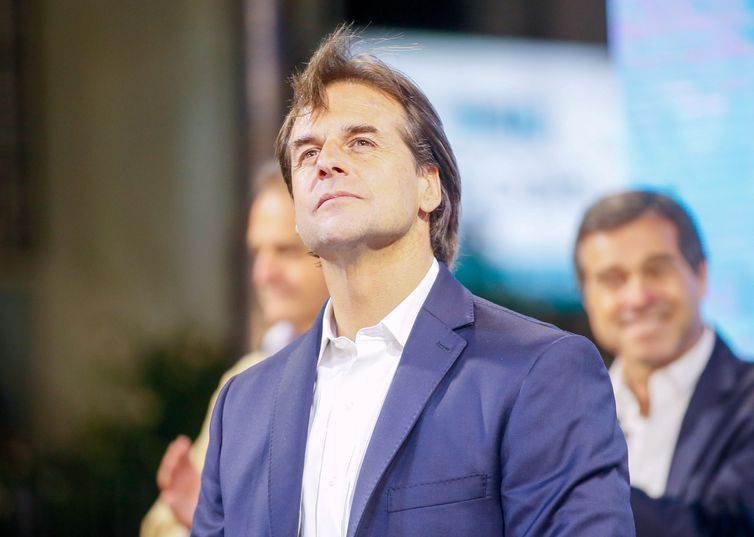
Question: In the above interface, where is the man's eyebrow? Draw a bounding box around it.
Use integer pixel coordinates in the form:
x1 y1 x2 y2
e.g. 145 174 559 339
594 265 623 278
342 124 379 136
644 253 675 264
290 135 318 153
290 124 380 154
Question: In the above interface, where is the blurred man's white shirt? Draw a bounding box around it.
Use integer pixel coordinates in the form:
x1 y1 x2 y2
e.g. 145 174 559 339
261 321 298 356
609 326 715 497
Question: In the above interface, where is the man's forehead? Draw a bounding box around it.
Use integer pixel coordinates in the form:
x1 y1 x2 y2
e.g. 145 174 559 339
579 217 683 270
290 81 407 134
593 214 679 248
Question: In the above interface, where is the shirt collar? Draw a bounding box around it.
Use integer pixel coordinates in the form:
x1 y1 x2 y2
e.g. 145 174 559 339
318 258 440 358
610 326 716 411
657 326 715 392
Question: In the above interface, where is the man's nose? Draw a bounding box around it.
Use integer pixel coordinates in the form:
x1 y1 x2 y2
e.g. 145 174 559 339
252 252 279 287
621 274 655 309
317 140 347 179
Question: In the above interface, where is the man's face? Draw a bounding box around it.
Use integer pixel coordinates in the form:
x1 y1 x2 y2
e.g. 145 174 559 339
578 213 707 369
247 186 328 332
287 81 440 260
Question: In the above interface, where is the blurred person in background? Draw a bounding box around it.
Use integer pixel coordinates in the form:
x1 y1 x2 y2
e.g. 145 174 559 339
140 162 329 536
191 26 633 537
575 190 754 537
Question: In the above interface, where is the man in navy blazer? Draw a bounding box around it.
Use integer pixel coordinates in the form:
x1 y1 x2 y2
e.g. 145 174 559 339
192 26 634 537
575 190 754 536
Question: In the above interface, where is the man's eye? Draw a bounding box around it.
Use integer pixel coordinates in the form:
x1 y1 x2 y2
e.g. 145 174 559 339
299 148 319 162
644 260 673 279
597 272 626 289
279 246 307 258
352 138 374 148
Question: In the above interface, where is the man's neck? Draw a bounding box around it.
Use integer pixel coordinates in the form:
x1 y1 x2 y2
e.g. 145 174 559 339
322 244 436 341
622 364 654 416
621 323 706 417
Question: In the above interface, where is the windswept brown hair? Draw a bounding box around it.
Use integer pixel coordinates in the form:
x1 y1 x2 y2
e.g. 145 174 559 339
274 25 462 266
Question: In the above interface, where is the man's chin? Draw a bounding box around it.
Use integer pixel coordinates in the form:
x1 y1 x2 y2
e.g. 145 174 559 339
261 304 298 325
622 340 679 369
306 236 364 261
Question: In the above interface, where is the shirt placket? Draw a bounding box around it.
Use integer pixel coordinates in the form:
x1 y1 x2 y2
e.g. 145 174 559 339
317 341 359 537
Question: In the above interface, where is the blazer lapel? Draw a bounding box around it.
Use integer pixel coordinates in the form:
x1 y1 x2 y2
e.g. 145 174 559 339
665 336 739 497
268 317 323 537
347 265 474 537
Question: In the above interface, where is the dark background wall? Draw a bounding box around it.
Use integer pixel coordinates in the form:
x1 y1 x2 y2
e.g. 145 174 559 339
0 1 607 534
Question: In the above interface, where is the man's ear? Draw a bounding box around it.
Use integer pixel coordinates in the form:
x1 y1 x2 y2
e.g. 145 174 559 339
418 165 442 215
696 260 708 298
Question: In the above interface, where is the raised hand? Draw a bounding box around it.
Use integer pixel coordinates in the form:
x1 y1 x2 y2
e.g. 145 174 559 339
156 435 201 529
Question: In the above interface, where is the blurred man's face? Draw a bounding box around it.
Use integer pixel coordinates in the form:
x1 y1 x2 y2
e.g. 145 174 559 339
578 213 707 370
247 186 328 333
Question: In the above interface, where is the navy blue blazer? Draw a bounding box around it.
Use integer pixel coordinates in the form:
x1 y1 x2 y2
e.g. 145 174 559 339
192 265 634 536
631 336 754 536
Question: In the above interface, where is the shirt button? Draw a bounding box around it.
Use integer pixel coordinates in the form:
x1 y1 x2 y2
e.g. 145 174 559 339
328 477 337 487
344 401 354 412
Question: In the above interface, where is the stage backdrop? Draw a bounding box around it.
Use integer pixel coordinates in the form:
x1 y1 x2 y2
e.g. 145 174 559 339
608 0 754 357
367 23 754 357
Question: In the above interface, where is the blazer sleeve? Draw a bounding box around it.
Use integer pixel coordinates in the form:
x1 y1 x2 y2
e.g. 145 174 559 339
190 375 237 537
499 334 635 537
631 423 754 536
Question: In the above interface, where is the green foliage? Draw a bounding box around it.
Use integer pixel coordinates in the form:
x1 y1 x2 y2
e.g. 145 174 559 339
2 332 232 536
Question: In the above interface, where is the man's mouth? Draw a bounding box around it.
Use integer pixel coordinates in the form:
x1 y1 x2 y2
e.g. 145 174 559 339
620 309 672 336
316 191 361 209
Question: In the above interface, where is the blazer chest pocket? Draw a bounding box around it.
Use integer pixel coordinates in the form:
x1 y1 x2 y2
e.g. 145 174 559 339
387 474 489 512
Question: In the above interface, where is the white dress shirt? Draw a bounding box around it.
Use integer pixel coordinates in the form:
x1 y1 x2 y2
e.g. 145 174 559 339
609 327 715 497
299 259 440 537
260 320 297 356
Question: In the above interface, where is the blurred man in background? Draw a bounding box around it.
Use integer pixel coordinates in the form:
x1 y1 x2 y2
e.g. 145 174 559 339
575 190 754 537
140 163 329 536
